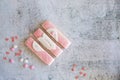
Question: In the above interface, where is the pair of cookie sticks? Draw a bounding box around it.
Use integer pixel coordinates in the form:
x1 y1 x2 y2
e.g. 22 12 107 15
25 21 71 65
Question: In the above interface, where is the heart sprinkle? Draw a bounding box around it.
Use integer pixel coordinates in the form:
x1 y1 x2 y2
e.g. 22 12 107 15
3 57 7 60
29 65 35 70
23 63 29 68
9 59 15 63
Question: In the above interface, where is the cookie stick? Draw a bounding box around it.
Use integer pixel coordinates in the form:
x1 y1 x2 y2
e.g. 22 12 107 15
25 37 54 65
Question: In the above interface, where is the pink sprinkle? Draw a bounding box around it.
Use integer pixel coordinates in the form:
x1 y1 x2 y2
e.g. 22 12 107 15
15 50 22 56
19 49 22 53
29 65 35 70
79 72 83 75
75 75 79 80
71 64 77 71
81 67 85 70
83 73 87 77
71 68 74 71
6 51 10 55
3 57 7 60
5 38 9 41
15 52 21 56
15 36 18 39
9 59 15 63
73 64 77 67
10 47 15 51
23 64 29 68
11 37 15 42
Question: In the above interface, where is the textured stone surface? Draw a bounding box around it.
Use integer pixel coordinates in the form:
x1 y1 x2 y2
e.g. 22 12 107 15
0 0 120 80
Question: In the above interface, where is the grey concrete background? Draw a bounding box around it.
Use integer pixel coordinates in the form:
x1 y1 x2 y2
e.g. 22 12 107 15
0 0 120 80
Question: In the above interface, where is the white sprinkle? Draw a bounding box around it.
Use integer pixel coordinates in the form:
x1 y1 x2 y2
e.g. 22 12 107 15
20 58 24 62
24 59 29 63
13 45 18 49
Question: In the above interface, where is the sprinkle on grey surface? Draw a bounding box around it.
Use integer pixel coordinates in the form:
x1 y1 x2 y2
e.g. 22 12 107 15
0 0 120 80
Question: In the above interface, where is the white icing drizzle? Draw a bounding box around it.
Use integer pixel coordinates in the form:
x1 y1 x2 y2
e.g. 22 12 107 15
38 33 56 50
47 28 58 41
32 41 43 51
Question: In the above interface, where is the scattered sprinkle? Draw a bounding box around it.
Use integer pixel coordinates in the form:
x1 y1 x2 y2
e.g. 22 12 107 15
15 50 22 56
9 59 15 63
75 75 79 80
24 58 29 63
13 45 18 49
83 73 87 77
11 37 15 42
6 51 10 55
3 35 34 71
15 52 21 56
71 64 77 71
73 64 77 67
79 72 83 75
19 58 24 62
3 57 7 60
23 63 29 68
5 38 9 41
10 47 15 51
29 65 35 70
79 67 87 77
71 65 88 79
19 49 22 53
15 36 18 39
71 68 74 71
5 36 18 42
81 67 85 70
